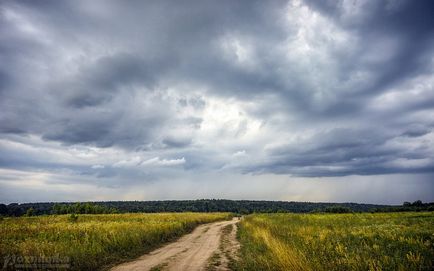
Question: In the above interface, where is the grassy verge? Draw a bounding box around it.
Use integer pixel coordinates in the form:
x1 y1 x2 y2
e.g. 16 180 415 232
0 212 232 270
235 212 434 271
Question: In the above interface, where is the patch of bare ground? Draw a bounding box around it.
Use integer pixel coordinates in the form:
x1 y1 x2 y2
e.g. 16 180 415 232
110 218 239 271
206 220 241 271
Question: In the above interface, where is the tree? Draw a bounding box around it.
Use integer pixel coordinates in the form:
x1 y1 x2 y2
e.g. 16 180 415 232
0 204 8 215
25 207 35 216
412 200 423 207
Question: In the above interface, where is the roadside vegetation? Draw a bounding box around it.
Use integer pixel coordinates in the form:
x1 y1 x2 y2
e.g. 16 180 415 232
235 212 434 271
0 212 232 270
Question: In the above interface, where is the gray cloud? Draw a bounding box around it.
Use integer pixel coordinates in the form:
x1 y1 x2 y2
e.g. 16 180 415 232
0 0 433 203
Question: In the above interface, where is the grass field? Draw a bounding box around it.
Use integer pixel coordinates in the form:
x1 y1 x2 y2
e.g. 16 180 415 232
236 212 434 271
0 212 231 270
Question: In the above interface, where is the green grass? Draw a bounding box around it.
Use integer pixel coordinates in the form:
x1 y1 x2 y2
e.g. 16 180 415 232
0 212 232 270
235 212 434 271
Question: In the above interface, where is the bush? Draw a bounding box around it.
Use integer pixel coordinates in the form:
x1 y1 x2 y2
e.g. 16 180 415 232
25 207 35 217
68 213 79 222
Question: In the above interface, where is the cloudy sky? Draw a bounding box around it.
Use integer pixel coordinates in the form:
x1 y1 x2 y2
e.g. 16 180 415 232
1 0 434 204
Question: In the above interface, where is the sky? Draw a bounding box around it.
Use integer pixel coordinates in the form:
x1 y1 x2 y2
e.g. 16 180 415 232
1 0 434 204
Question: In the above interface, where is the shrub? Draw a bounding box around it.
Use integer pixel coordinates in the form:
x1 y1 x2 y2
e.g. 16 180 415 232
68 213 79 222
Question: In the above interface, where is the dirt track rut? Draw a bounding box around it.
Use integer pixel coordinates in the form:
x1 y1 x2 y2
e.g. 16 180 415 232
110 218 240 271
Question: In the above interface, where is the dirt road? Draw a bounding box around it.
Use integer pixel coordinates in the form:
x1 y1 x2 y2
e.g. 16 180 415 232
110 218 240 271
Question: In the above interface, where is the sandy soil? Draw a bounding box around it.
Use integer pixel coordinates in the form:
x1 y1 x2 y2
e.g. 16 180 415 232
110 218 240 271
205 219 241 271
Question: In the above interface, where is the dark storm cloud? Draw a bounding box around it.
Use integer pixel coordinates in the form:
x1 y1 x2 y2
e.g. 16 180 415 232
0 0 286 145
162 137 192 149
302 0 434 96
0 0 433 184
251 128 434 177
62 53 162 108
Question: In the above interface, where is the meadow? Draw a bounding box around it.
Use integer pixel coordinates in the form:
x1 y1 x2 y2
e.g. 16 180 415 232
0 212 231 270
235 212 434 271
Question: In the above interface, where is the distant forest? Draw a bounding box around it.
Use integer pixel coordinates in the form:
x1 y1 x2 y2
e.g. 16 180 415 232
1 199 433 217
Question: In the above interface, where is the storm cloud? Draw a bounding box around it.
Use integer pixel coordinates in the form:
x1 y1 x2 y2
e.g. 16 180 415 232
1 0 434 204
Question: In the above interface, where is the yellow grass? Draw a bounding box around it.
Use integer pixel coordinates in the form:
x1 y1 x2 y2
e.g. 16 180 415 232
236 212 434 271
0 212 232 270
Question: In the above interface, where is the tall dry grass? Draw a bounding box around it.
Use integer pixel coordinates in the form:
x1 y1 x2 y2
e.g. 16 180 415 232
0 212 231 270
236 212 434 271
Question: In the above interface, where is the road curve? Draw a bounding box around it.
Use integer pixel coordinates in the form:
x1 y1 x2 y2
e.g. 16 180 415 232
110 218 239 271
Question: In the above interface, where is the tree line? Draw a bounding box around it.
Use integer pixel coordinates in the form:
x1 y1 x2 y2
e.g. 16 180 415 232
0 199 432 217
